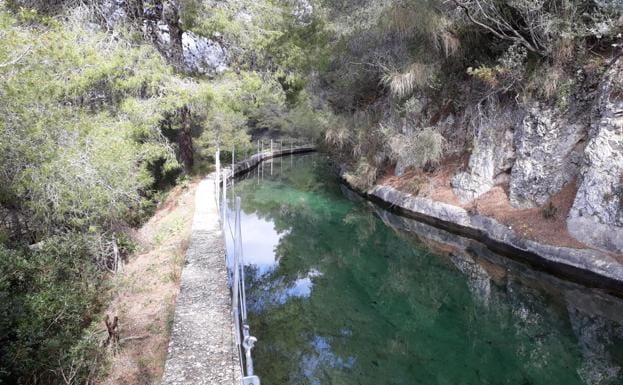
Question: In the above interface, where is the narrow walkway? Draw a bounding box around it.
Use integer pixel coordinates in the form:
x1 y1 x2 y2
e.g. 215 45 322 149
162 145 315 385
161 174 240 385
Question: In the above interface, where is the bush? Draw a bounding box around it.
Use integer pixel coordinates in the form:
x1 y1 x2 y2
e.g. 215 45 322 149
390 127 447 171
0 235 105 384
542 202 559 219
0 7 181 383
344 160 379 190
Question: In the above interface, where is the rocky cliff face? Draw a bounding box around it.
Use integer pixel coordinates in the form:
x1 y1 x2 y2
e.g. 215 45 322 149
451 110 515 202
447 57 623 253
509 106 586 208
568 57 623 253
102 0 228 75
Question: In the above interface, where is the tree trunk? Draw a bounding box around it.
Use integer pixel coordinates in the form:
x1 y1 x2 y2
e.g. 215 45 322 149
163 0 184 70
178 105 194 173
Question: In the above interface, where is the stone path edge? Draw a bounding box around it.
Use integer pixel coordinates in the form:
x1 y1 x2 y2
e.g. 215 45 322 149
231 146 316 178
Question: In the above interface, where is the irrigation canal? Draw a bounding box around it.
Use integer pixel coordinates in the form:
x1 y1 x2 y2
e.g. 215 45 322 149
223 152 623 385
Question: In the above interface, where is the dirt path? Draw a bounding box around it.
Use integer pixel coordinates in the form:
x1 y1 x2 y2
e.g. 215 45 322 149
98 181 197 385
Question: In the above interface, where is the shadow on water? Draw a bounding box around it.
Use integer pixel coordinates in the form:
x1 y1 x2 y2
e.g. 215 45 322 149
224 153 623 385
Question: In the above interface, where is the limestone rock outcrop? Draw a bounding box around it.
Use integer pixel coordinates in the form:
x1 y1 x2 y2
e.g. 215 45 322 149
102 0 228 75
451 112 515 202
181 32 228 76
567 57 623 253
509 106 586 208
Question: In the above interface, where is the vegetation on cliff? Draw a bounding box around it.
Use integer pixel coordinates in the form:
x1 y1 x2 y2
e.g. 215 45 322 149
320 0 623 184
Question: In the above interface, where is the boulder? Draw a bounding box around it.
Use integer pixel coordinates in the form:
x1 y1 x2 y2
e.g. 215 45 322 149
509 105 586 208
567 58 623 253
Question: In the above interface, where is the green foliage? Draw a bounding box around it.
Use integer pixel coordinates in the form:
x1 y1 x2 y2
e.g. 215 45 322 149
319 0 623 172
0 0 332 382
0 9 179 230
0 236 104 384
467 65 503 86
555 78 575 111
3 0 619 382
0 6 181 383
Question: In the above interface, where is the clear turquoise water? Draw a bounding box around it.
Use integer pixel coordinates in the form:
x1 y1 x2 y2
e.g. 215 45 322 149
225 153 623 385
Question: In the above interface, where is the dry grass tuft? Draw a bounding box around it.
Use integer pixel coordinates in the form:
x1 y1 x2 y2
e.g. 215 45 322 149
382 63 436 99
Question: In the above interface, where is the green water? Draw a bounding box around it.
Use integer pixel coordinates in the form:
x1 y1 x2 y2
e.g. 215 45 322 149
226 153 623 385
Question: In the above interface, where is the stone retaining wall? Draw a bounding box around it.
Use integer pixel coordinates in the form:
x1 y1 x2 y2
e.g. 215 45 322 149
342 176 623 297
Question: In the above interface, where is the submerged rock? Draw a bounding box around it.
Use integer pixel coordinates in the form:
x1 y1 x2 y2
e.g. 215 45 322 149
567 58 623 253
509 105 586 208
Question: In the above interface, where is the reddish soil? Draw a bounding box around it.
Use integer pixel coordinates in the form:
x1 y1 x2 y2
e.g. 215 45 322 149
380 154 468 207
379 158 601 252
473 182 588 250
98 180 198 385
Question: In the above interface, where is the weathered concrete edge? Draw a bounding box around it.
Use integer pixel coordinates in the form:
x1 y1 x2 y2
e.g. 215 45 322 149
339 171 623 296
162 147 316 385
230 146 317 178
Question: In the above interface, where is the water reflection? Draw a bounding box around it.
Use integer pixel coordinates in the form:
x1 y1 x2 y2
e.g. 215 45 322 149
372 201 623 384
225 211 284 274
301 335 356 385
228 153 623 385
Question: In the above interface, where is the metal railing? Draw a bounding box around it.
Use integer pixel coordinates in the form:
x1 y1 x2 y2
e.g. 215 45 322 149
214 139 316 385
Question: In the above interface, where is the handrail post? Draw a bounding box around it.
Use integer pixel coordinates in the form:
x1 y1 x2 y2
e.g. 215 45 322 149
215 146 220 208
221 171 227 222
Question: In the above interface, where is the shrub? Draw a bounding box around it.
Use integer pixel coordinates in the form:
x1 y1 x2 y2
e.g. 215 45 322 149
542 202 559 219
345 160 379 190
0 235 105 384
382 63 438 99
390 127 447 170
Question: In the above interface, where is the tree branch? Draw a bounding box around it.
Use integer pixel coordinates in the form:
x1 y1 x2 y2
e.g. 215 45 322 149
0 46 32 68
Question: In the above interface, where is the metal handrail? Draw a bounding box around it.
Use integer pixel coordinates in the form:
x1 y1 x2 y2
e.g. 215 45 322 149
216 139 316 385
217 153 259 385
